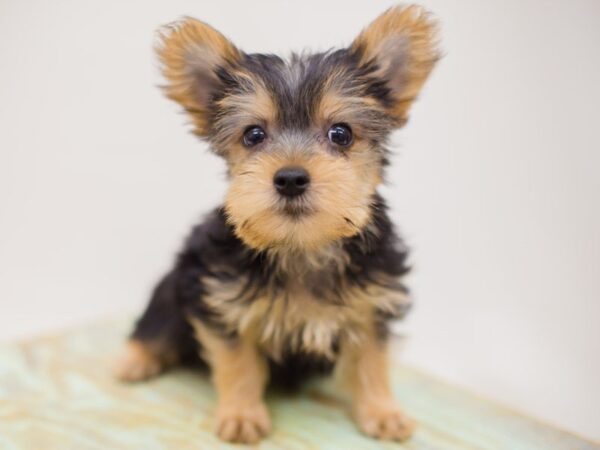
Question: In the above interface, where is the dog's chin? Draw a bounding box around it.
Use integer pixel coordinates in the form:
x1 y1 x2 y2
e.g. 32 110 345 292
227 193 369 252
234 211 361 254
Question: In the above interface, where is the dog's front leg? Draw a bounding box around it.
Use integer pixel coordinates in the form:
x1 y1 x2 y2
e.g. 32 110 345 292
191 320 270 444
336 328 415 441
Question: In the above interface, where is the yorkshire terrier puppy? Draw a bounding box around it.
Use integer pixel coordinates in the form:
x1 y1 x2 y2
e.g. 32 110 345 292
116 5 438 444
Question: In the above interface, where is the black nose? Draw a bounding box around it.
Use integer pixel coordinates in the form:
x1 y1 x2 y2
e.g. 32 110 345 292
273 167 310 198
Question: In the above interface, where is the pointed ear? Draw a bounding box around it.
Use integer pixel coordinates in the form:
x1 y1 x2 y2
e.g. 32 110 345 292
350 5 439 125
156 18 242 137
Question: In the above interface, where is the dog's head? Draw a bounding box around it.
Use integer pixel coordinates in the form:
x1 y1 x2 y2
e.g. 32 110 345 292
158 5 438 252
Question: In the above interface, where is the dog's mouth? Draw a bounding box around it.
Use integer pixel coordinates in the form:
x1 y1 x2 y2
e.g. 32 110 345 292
277 198 314 219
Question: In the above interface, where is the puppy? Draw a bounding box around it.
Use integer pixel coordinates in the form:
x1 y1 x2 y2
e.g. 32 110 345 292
116 5 438 444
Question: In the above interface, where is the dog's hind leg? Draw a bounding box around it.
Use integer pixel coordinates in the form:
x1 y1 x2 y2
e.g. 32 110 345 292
114 270 197 382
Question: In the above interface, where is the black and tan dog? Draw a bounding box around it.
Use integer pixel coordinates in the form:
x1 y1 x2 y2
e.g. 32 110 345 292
115 5 438 444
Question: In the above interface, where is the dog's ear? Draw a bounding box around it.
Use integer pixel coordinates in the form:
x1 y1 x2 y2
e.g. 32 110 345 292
157 18 242 137
350 5 439 126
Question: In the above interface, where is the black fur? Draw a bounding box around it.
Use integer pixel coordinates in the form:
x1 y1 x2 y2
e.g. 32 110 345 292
131 194 409 387
209 49 396 151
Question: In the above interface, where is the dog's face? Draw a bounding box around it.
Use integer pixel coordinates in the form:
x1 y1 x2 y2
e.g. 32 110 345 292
158 6 438 252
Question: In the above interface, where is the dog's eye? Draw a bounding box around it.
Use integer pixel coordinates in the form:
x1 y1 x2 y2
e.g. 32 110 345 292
243 126 266 147
327 123 353 147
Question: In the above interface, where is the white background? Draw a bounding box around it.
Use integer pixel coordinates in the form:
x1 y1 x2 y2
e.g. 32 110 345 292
1 0 599 442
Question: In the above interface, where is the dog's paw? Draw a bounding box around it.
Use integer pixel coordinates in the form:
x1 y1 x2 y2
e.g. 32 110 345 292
215 401 271 444
113 340 163 382
354 402 416 441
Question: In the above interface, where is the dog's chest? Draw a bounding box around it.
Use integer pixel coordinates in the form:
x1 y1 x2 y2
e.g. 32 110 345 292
202 269 366 360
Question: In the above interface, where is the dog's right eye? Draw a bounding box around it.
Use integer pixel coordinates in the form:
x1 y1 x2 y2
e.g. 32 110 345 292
243 126 266 147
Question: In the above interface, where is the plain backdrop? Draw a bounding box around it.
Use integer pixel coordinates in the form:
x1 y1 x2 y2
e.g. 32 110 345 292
1 0 599 442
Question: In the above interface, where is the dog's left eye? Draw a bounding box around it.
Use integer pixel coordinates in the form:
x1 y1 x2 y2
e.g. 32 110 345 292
327 123 353 147
243 126 266 147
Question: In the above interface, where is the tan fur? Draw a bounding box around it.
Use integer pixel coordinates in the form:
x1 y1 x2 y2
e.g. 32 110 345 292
194 269 410 442
213 81 277 151
351 5 439 123
224 136 381 252
189 319 270 444
113 339 177 382
140 6 439 444
317 81 391 138
156 18 242 136
336 328 416 441
201 259 409 361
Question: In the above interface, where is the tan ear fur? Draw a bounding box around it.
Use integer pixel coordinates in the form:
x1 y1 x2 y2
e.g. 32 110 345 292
156 18 242 136
351 5 439 124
